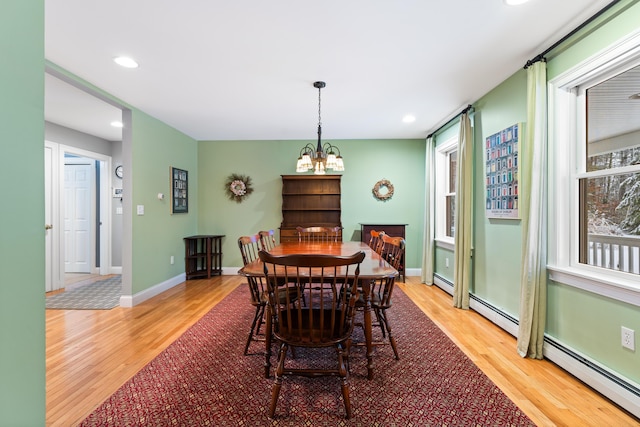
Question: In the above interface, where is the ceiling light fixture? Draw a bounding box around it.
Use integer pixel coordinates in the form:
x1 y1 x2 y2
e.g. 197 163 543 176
504 0 530 5
296 81 344 175
402 114 416 123
110 121 124 128
113 56 139 68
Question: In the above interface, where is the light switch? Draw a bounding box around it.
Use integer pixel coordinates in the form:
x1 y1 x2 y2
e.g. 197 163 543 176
137 205 145 215
116 207 123 215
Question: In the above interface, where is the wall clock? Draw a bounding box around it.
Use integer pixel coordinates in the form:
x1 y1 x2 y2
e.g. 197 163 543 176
115 165 123 179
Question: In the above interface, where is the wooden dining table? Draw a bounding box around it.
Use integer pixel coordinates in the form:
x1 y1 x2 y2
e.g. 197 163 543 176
239 241 398 380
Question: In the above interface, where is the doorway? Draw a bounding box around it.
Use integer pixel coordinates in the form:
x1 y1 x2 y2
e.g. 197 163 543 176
44 142 113 292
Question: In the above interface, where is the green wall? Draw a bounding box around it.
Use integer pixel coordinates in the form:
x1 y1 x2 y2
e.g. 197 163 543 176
431 0 640 387
541 0 640 385
0 1 46 425
471 70 528 317
197 139 425 270
130 111 198 294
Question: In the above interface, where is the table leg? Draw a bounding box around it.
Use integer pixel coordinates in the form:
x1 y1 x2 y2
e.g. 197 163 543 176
361 279 374 380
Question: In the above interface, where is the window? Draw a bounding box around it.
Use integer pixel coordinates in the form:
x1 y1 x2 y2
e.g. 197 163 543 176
435 136 458 247
581 67 640 275
549 33 640 306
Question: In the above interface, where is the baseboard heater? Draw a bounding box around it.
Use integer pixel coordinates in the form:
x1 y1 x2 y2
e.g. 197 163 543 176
432 273 640 418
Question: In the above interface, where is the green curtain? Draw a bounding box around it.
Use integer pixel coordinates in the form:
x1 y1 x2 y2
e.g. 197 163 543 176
453 113 473 309
517 60 548 359
421 136 435 285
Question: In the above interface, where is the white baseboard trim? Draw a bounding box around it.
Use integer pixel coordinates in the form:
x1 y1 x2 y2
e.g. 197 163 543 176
405 267 421 277
544 339 640 419
433 274 454 295
222 267 242 276
119 273 186 307
110 266 123 275
432 273 640 418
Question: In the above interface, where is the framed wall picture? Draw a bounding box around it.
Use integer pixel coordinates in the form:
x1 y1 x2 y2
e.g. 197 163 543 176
485 123 521 219
170 167 188 214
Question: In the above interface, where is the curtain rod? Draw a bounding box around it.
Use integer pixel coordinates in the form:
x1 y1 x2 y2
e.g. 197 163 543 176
426 104 473 139
524 0 622 69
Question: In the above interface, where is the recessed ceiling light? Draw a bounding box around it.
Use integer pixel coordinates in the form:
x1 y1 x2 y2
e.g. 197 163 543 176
504 0 530 5
113 56 139 68
110 121 124 128
402 114 416 123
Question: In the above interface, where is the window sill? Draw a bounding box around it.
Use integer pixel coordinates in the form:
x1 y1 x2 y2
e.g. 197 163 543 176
547 265 640 307
435 239 454 251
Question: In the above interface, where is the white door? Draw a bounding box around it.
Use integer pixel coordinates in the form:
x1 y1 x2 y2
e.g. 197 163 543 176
64 159 94 273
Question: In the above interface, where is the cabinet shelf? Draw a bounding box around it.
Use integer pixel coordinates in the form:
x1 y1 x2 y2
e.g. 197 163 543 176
280 175 342 242
282 192 341 196
282 208 341 211
184 235 225 279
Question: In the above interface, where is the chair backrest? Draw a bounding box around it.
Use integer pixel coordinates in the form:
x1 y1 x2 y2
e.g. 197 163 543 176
380 234 405 270
237 234 262 266
296 226 341 243
368 230 385 254
258 229 277 252
259 250 365 345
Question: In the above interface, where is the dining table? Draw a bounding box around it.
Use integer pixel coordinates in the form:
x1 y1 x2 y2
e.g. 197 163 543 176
239 240 398 380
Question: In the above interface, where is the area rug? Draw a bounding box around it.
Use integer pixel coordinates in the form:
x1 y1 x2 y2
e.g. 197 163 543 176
80 284 534 426
46 276 121 310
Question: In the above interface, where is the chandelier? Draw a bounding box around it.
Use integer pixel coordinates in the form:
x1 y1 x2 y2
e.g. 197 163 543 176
296 81 344 175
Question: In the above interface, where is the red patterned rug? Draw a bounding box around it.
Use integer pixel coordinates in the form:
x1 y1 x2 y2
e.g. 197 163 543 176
80 284 534 426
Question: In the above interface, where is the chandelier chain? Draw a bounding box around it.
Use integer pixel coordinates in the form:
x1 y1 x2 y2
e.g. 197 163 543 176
318 85 322 127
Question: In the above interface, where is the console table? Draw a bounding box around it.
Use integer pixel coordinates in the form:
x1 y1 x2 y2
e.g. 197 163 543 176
184 235 224 279
360 223 407 281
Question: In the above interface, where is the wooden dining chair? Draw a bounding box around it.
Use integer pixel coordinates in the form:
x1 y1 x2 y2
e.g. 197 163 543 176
238 234 302 356
258 229 277 252
259 250 366 419
356 235 405 360
238 235 268 355
368 229 385 254
381 233 405 282
296 226 341 243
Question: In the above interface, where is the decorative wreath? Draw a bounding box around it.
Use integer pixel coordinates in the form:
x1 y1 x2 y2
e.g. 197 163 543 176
225 173 254 203
372 179 394 202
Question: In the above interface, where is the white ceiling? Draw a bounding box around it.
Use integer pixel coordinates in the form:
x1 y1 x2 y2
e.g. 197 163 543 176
44 0 618 143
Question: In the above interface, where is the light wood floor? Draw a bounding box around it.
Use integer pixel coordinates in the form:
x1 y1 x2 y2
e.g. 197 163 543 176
45 275 639 426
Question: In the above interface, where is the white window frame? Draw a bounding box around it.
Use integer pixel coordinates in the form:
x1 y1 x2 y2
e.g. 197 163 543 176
435 135 458 250
548 28 640 307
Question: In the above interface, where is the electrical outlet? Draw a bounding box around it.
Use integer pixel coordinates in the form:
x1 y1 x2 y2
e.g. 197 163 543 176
621 326 635 350
170 255 174 265
445 258 449 268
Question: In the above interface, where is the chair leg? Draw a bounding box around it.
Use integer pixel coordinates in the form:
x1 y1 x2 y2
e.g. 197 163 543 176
244 304 263 355
336 343 352 419
373 307 386 338
268 343 288 418
379 309 399 360
264 311 272 378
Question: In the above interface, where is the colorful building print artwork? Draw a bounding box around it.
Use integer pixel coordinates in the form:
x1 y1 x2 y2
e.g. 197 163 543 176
485 123 520 219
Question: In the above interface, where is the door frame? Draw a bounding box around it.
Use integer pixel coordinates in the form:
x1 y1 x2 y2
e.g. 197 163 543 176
45 141 61 291
46 140 112 284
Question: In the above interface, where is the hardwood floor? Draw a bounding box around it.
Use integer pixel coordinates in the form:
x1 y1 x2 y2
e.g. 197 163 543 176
46 275 639 426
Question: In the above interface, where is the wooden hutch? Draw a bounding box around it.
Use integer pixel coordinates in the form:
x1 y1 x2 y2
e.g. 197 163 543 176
280 175 342 242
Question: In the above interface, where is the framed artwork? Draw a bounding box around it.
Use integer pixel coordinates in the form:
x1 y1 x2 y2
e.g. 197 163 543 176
485 123 521 219
171 167 188 214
